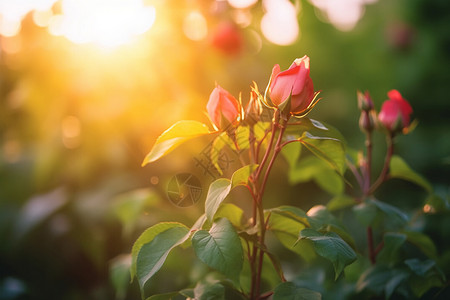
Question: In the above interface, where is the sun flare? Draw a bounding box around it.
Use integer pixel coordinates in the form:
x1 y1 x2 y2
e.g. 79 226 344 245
49 0 156 48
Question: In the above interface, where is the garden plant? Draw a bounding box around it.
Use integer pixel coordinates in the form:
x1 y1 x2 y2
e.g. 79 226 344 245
132 56 446 299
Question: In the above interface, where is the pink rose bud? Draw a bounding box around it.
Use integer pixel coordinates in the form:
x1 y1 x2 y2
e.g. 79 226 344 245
378 89 413 134
267 56 316 116
207 85 241 130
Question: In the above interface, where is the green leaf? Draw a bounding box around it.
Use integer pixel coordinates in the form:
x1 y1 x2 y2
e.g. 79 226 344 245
370 198 409 228
235 126 250 150
214 203 244 228
231 164 257 188
205 165 256 222
131 222 188 281
146 292 180 300
306 205 342 231
405 258 445 297
357 265 410 299
299 132 346 175
136 225 190 292
352 201 377 227
109 255 131 300
327 194 355 211
287 156 344 195
142 120 213 166
273 282 322 300
376 232 407 264
192 218 244 282
268 205 309 226
299 229 357 279
210 132 232 175
205 179 232 222
267 211 308 257
403 230 437 258
194 282 225 300
389 155 432 193
281 139 302 169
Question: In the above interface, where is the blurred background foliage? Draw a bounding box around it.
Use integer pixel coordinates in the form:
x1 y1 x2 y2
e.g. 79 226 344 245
0 0 449 299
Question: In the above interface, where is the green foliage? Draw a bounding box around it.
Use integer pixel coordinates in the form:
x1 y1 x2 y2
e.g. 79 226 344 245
142 120 213 166
389 155 433 193
136 225 190 292
298 229 357 279
192 218 244 283
273 282 322 300
205 164 256 222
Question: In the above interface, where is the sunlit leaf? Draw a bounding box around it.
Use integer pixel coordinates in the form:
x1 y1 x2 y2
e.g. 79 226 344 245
205 165 256 222
130 222 188 281
273 282 321 300
231 164 257 188
389 155 432 193
235 126 250 150
214 203 244 228
192 218 243 282
299 229 357 279
268 205 309 226
205 179 232 222
210 132 232 175
142 120 213 166
136 225 190 292
299 132 346 175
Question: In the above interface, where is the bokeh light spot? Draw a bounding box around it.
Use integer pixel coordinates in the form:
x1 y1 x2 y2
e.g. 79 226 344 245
261 0 299 46
183 11 208 41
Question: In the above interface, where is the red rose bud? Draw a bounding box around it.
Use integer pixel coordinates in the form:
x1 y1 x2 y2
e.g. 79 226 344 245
265 56 319 117
244 84 263 126
211 22 243 56
378 89 413 134
357 90 374 112
207 85 241 130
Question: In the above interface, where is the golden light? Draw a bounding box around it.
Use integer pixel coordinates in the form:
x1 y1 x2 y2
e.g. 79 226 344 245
48 0 156 48
261 0 299 46
0 0 57 36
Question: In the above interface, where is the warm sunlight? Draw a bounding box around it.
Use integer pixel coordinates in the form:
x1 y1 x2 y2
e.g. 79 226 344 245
48 0 156 48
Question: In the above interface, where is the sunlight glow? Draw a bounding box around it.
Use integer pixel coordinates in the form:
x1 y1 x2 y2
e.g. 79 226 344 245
261 0 299 46
310 0 378 31
0 0 57 36
49 0 155 48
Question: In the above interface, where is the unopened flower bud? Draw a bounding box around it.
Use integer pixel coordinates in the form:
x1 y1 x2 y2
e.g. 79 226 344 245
244 87 263 126
378 89 413 135
357 90 374 112
359 110 376 134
